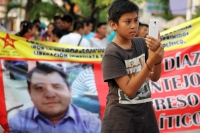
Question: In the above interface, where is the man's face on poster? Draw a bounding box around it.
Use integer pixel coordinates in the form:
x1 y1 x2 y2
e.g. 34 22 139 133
28 71 70 118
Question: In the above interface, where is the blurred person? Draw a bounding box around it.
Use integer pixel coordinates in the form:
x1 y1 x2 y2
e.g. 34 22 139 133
136 22 149 38
33 19 41 27
8 63 101 133
15 20 27 36
59 21 91 47
33 19 45 37
42 23 56 41
35 25 42 40
83 20 95 40
19 21 37 40
61 14 73 35
54 15 63 29
89 22 108 48
71 66 100 115
52 27 63 42
40 22 47 36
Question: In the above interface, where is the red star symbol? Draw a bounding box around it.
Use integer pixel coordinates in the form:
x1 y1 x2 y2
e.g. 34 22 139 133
0 33 17 49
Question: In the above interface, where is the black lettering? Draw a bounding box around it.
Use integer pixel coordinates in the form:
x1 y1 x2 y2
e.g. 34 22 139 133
182 114 192 126
155 99 166 110
163 78 170 91
187 94 199 106
159 114 164 129
166 96 177 109
164 58 175 71
190 73 200 86
192 52 200 66
176 55 181 68
193 112 200 125
172 76 180 89
176 115 181 128
182 75 189 88
182 54 192 67
151 81 162 92
166 116 175 128
177 95 187 108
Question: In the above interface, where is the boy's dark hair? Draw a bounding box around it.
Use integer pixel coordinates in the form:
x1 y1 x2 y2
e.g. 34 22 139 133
108 0 139 24
97 22 107 28
26 63 69 89
73 21 84 31
52 27 63 38
139 22 149 28
33 19 41 24
62 14 73 23
54 15 62 21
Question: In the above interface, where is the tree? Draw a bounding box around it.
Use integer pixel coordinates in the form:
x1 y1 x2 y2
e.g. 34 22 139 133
5 0 42 21
52 0 145 29
28 2 62 21
156 0 173 20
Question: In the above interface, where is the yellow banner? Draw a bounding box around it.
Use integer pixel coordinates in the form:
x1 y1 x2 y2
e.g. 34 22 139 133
0 34 105 62
161 17 200 51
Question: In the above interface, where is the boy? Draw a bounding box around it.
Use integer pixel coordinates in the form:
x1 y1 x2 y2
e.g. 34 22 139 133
101 0 164 133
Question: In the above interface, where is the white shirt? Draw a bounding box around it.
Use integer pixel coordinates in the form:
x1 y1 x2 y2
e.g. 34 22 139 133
59 33 91 47
89 35 108 48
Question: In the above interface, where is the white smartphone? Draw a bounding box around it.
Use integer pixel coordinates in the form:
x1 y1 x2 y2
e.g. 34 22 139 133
148 19 159 39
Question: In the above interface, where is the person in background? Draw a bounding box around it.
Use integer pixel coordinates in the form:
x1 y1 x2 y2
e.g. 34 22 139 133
40 22 47 37
52 27 63 42
61 14 73 35
89 22 108 48
32 19 45 38
42 23 56 42
83 20 95 40
59 21 90 47
136 22 149 38
71 65 100 116
35 25 42 40
15 20 27 36
54 15 63 30
19 22 37 40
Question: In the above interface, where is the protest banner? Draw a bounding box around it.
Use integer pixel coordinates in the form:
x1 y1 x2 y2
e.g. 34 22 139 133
0 17 200 132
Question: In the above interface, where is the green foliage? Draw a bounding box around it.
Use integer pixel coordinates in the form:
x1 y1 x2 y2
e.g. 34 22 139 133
28 2 62 21
98 8 108 22
156 0 173 20
194 7 200 18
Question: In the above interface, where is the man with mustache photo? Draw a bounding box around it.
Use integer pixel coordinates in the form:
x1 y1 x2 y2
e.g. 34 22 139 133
8 63 101 133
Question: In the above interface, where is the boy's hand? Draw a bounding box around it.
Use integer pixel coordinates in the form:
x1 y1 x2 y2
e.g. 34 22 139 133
145 33 161 52
148 44 164 65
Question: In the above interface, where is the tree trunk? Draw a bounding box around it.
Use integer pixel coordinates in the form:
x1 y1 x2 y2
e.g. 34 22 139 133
25 0 41 21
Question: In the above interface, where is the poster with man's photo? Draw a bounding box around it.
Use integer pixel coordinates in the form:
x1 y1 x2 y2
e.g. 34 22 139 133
2 60 101 133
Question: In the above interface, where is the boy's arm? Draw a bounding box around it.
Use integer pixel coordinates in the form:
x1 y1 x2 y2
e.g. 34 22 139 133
151 61 162 81
115 59 154 97
115 46 163 97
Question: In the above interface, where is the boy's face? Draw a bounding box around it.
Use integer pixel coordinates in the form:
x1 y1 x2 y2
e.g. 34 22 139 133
110 12 139 40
